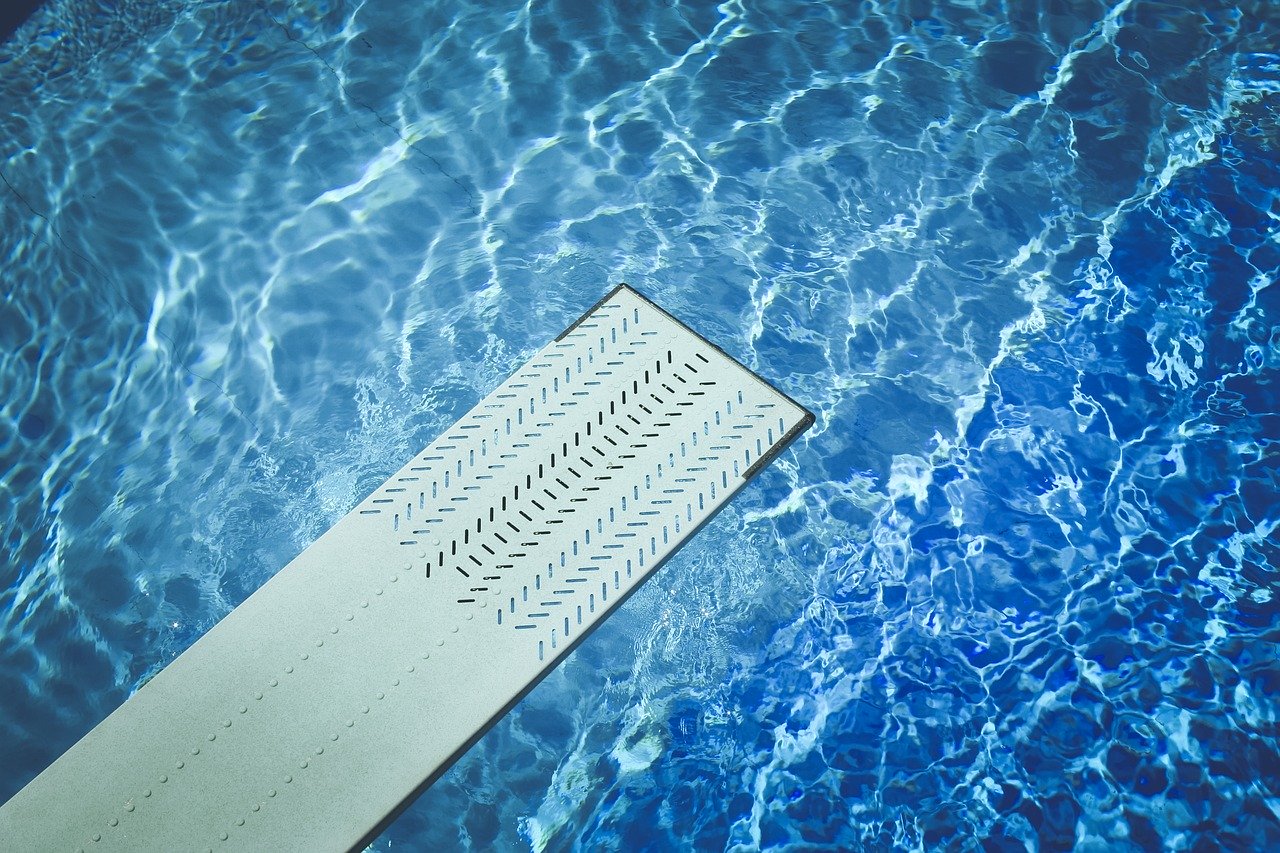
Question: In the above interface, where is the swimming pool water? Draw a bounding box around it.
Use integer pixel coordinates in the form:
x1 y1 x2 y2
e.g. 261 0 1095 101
2 0 1277 849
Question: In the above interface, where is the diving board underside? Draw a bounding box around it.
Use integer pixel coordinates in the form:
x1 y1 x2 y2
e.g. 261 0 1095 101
0 284 813 852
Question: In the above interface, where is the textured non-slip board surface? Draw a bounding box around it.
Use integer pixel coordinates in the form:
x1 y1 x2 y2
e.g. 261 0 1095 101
0 284 813 852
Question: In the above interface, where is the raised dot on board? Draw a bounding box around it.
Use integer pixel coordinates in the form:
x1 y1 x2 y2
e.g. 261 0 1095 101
435 638 445 647
222 719 232 727
421 652 430 660
315 747 324 755
252 804 260 811
465 613 474 621
300 760 308 769
345 614 353 621
361 600 369 608
450 625 459 633
239 706 248 714
236 818 245 826
284 775 292 783
192 748 200 755
92 834 101 842
331 625 339 633
479 600 487 608
207 734 216 741
392 679 400 687
300 653 309 661
255 692 264 700
268 789 277 797
143 789 152 798
160 775 168 783
285 666 294 673
176 761 185 769
407 665 415 673
390 575 399 583
316 639 324 647
417 551 427 559
220 832 229 841
375 589 383 596
361 706 370 714
330 733 339 741
108 818 118 826
433 539 441 546
125 803 134 811
345 719 354 727
376 692 385 700
269 678 278 687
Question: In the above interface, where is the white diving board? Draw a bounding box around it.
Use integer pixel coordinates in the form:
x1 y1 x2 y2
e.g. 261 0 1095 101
0 284 813 852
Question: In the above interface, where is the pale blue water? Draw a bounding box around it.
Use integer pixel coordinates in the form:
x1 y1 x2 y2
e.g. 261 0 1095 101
2 0 1278 849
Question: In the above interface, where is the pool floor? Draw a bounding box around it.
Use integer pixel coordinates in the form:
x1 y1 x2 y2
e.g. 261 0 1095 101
1 0 1278 849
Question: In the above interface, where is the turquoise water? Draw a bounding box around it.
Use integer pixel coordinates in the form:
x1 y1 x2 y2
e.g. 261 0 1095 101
2 0 1278 849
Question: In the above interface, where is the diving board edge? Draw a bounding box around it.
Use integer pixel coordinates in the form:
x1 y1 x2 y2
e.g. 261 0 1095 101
564 283 818 466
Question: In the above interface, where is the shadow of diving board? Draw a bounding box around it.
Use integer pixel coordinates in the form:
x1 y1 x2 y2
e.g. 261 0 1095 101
1 284 814 852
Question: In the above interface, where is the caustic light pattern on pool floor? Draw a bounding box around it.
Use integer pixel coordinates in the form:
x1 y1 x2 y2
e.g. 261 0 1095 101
1 0 1278 850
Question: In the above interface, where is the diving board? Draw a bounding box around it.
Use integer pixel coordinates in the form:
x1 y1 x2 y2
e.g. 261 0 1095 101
0 284 813 852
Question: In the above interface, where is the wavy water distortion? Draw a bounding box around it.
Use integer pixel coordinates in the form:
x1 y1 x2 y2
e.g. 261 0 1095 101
2 1 1278 850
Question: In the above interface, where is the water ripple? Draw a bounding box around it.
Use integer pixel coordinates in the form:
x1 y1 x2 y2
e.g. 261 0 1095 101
2 0 1277 850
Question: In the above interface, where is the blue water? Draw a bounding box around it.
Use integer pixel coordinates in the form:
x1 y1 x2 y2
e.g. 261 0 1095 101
2 0 1278 849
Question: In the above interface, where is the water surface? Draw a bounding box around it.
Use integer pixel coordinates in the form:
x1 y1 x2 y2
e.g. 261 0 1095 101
2 0 1278 849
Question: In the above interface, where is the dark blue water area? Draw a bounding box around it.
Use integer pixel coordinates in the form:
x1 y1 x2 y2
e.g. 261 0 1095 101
791 126 1280 851
0 1 43 47
2 0 1279 850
